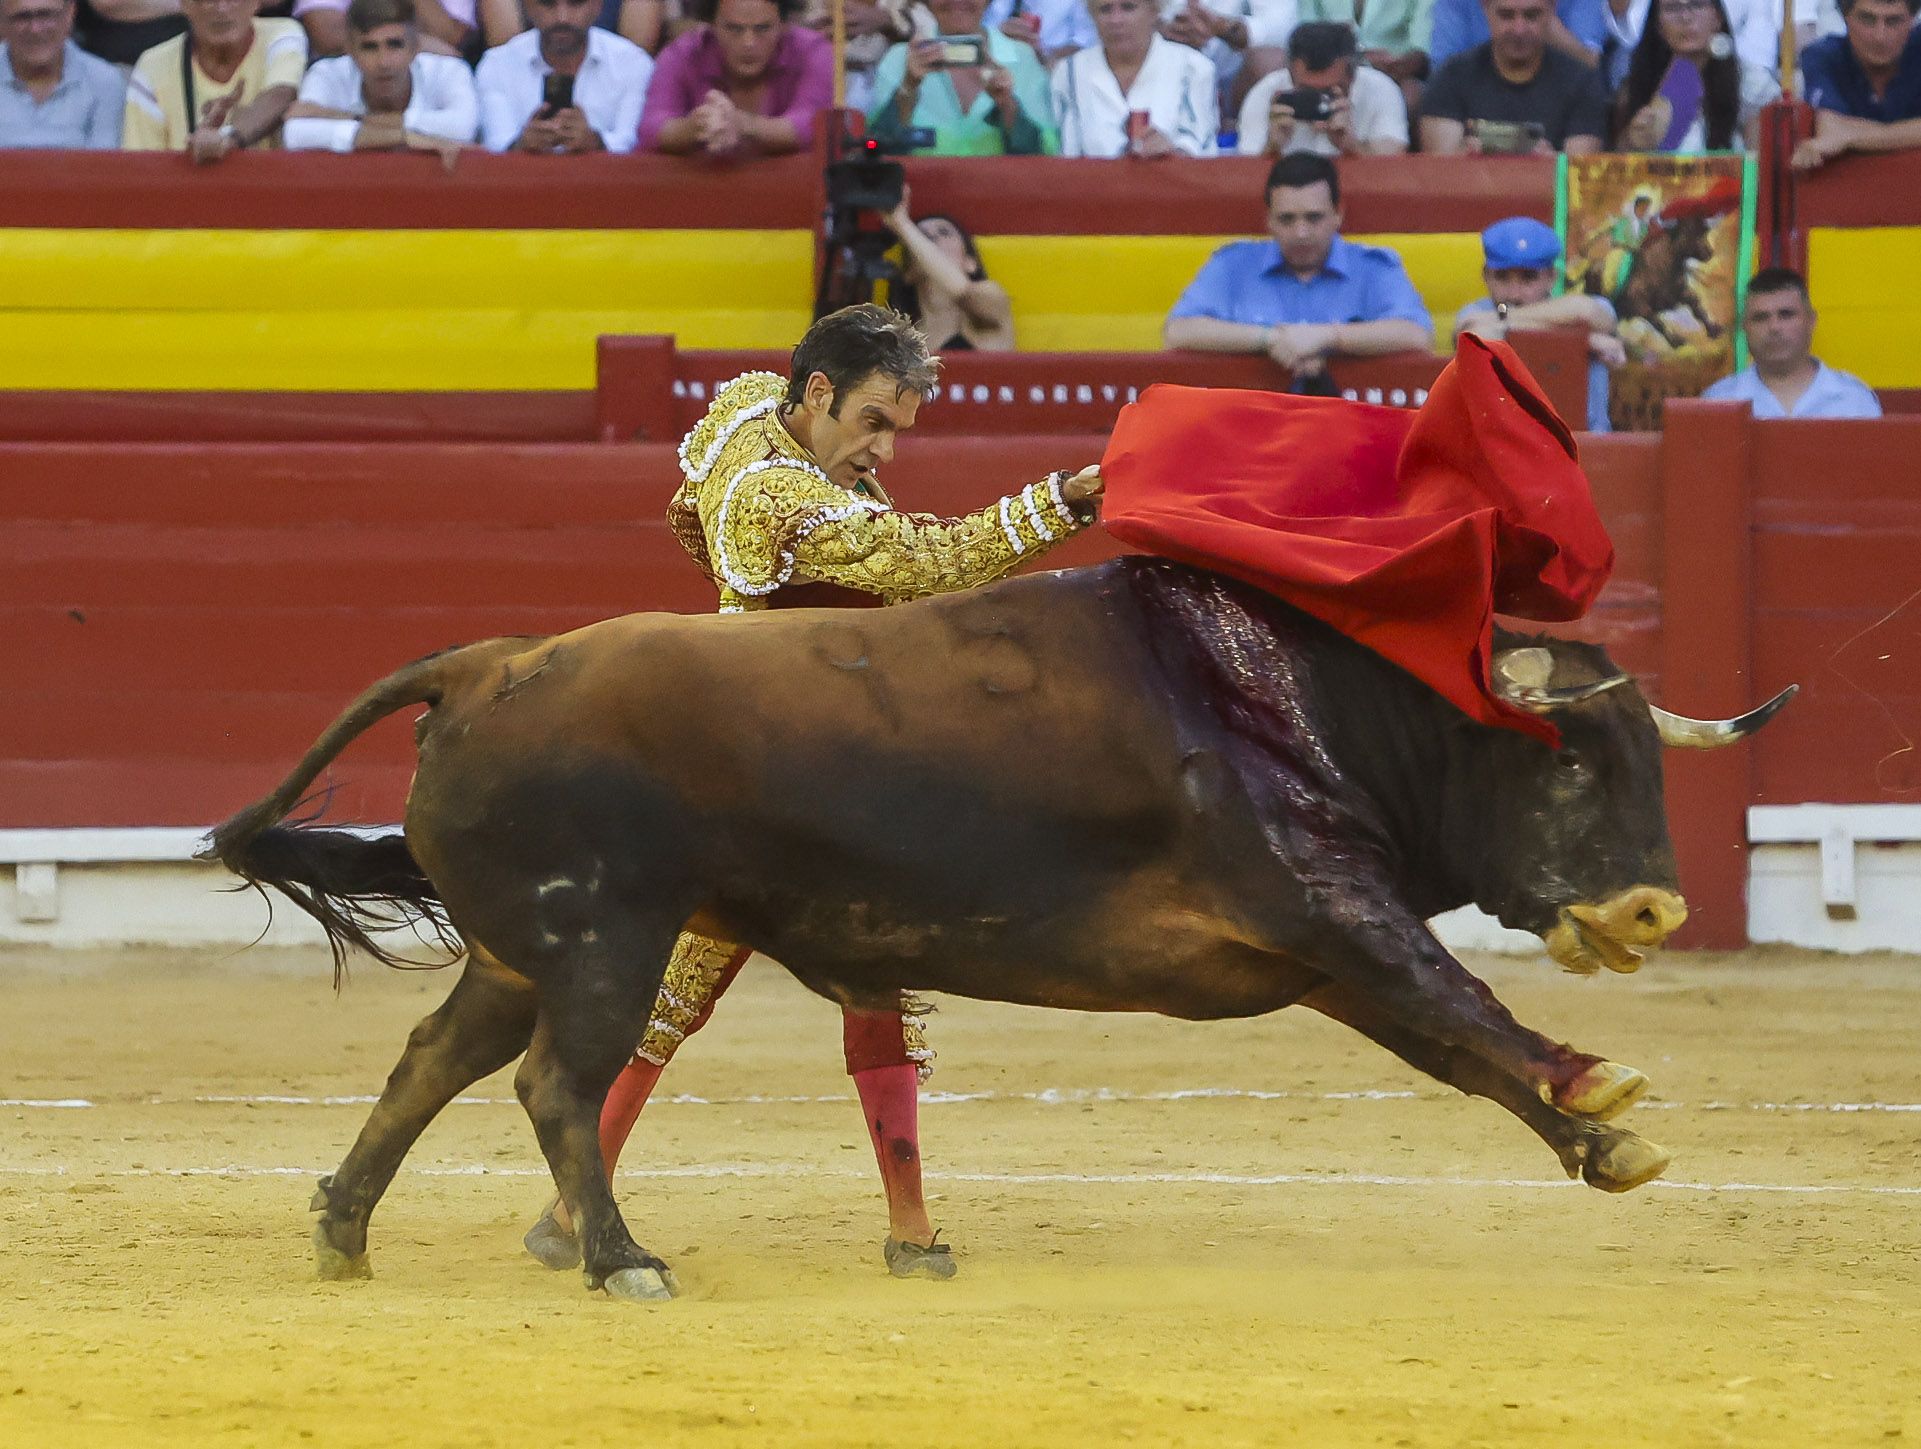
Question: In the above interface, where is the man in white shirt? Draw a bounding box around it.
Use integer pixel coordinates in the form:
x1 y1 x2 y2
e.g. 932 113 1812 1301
1237 19 1407 153
1054 0 1218 154
475 0 651 153
1701 267 1883 419
295 0 477 60
285 0 477 153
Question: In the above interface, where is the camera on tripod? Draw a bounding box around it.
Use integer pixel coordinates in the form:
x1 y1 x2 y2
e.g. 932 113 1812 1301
825 131 936 215
815 129 937 315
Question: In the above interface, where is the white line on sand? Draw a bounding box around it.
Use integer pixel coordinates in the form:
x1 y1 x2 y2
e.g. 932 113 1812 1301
0 1160 1917 1197
99 1088 1921 1115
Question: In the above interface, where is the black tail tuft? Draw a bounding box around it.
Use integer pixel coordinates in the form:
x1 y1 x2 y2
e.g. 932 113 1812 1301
210 821 462 985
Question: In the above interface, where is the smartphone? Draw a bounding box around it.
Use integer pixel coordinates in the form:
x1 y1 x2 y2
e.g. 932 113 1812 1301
1655 58 1705 150
933 34 988 67
541 73 575 114
1274 86 1333 123
1471 119 1546 155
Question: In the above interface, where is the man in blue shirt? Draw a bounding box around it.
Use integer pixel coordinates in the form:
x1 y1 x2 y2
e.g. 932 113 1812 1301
1455 216 1620 432
1164 152 1433 387
1428 0 1606 69
1793 0 1921 170
1701 268 1882 418
0 0 123 148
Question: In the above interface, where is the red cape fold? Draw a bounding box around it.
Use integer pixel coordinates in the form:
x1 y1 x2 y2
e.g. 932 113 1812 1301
1099 334 1614 746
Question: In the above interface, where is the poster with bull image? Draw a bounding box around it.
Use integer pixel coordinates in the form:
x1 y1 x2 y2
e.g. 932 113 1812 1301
1555 152 1756 432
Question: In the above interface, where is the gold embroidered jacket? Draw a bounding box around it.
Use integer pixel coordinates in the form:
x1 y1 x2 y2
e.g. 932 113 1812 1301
668 371 1089 613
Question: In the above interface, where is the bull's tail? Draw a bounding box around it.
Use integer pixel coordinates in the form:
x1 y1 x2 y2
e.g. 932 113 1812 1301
202 648 466 979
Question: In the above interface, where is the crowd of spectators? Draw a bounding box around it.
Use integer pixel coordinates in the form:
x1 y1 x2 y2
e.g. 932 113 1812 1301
0 0 1899 418
1 0 1916 163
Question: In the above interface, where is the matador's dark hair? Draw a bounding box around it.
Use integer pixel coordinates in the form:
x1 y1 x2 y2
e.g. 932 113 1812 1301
786 304 941 414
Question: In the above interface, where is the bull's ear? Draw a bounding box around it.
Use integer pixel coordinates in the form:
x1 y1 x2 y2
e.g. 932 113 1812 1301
1493 647 1632 714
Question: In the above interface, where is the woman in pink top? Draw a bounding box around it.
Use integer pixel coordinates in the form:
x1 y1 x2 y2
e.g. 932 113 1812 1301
639 0 833 153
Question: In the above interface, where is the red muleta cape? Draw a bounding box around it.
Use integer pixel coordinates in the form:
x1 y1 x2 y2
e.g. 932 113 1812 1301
1099 334 1614 747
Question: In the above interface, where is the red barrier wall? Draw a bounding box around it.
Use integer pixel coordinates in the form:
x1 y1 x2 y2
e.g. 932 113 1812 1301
5 408 1915 947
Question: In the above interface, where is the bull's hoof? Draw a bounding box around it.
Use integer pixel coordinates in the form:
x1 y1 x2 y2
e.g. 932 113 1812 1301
602 1266 679 1302
522 1203 581 1271
312 1222 372 1282
1582 1130 1672 1193
884 1236 958 1280
1553 1061 1648 1122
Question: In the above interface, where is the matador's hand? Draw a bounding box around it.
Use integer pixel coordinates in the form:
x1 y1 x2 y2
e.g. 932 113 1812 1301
1060 465 1103 506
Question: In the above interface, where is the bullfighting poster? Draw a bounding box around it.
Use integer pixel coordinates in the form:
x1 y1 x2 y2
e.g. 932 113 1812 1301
1555 152 1757 432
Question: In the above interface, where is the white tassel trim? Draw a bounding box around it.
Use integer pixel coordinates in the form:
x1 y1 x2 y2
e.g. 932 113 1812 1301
998 496 1026 555
675 372 785 485
711 456 837 598
1020 481 1055 543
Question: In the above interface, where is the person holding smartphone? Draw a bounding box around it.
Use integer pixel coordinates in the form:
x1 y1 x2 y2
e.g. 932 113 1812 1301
1236 19 1410 155
1418 0 1606 154
1611 0 1776 152
1052 0 1217 155
475 0 652 152
867 0 1059 153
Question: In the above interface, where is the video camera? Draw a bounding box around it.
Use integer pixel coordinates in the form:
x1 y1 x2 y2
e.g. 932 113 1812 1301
825 131 936 216
815 129 937 316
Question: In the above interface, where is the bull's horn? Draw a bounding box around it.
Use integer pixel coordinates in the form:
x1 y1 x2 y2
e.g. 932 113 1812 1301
1493 648 1633 714
1650 684 1799 749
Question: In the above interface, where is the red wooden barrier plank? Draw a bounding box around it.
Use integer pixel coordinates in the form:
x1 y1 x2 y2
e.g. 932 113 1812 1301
0 524 690 611
0 759 417 829
0 150 824 231
1657 402 1756 948
1789 146 1921 230
0 392 596 444
895 154 1557 237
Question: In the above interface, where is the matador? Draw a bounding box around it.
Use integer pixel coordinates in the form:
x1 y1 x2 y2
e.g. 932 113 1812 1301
524 304 1103 1278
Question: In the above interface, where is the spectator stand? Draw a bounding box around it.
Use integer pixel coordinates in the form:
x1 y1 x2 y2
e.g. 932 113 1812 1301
0 150 820 393
890 153 1561 351
1761 107 1921 410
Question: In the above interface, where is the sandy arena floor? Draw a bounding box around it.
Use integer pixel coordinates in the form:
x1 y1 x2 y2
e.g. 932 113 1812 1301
1 944 1918 1448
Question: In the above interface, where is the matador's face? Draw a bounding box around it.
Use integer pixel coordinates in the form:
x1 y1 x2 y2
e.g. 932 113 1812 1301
794 371 923 491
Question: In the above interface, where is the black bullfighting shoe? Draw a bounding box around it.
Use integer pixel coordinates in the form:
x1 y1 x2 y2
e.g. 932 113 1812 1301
883 1234 958 1280
523 1201 581 1271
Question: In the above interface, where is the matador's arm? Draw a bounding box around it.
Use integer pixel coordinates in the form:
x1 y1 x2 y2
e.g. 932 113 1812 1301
699 463 1093 603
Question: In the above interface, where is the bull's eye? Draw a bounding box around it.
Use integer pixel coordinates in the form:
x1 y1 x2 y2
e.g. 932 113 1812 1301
1555 751 1586 775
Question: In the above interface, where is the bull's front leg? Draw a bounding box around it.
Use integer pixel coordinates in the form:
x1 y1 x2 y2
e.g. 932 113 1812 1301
1302 980 1670 1192
1299 899 1650 1124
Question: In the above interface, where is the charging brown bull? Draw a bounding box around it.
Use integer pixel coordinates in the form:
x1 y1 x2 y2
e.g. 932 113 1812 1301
209 557 1793 1301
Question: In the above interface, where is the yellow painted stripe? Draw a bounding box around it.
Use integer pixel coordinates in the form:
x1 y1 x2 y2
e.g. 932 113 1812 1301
979 232 1485 353
0 227 813 390
1808 226 1921 387
0 228 813 312
2 308 811 391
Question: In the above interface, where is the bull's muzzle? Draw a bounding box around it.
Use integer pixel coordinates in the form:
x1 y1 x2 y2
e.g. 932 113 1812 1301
1543 886 1689 975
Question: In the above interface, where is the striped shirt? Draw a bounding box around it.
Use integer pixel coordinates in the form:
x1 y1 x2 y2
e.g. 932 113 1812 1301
123 19 308 151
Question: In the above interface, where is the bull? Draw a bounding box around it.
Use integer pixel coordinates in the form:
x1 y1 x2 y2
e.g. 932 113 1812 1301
209 557 1792 1301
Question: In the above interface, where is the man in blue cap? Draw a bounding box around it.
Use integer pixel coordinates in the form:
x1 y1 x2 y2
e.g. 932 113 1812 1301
1455 214 1621 433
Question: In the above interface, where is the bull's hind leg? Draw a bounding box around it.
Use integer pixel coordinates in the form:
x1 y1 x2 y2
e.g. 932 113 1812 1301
514 928 679 1302
1302 980 1671 1193
312 946 538 1280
